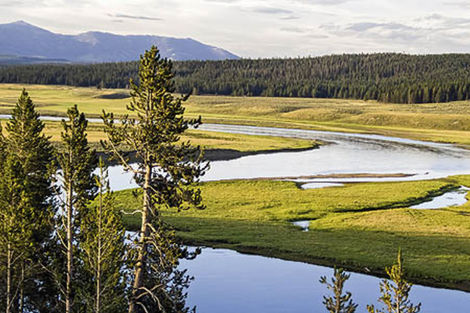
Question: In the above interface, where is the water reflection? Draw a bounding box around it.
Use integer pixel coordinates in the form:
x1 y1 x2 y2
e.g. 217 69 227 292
181 248 470 313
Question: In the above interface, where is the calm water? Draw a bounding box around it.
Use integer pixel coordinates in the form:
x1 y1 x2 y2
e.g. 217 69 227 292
300 182 345 189
107 124 470 190
410 186 469 209
198 124 470 182
291 220 310 231
181 248 470 313
20 116 470 311
7 115 468 185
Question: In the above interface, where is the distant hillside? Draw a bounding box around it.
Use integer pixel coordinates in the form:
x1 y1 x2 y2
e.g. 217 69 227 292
1 53 470 104
0 21 239 62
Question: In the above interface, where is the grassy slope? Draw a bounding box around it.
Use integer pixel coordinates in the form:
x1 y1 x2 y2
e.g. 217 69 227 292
1 84 470 146
42 121 317 153
114 177 470 290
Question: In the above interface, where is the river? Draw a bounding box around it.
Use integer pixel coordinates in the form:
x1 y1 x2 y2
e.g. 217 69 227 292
107 123 470 312
107 123 470 190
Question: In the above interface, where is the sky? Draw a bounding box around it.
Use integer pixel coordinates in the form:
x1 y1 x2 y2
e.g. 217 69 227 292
0 0 469 58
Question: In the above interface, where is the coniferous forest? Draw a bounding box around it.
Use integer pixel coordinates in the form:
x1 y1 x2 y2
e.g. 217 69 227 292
0 46 207 313
1 53 470 104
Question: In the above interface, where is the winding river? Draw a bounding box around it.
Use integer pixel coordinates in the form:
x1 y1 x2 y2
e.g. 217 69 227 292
5 113 470 312
108 123 470 190
106 123 470 313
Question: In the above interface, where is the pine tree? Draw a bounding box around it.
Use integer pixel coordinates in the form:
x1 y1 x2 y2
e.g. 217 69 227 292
55 105 97 313
80 157 127 313
102 46 208 313
320 267 357 313
0 153 28 313
0 90 55 313
367 250 421 313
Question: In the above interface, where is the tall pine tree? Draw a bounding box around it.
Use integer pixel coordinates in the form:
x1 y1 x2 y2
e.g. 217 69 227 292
102 46 207 313
80 157 127 313
54 105 97 313
0 89 55 313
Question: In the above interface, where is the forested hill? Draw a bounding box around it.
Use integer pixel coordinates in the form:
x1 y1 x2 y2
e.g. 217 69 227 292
1 53 470 104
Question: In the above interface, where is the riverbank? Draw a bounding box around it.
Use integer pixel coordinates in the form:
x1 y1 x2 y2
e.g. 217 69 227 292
1 84 470 147
115 176 470 291
40 121 320 161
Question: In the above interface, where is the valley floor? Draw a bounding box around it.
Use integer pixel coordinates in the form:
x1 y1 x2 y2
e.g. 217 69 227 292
116 176 470 291
1 83 470 146
4 83 470 290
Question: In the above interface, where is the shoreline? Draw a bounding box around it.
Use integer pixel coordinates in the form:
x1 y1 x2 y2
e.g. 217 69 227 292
95 143 321 165
222 172 416 182
180 238 470 293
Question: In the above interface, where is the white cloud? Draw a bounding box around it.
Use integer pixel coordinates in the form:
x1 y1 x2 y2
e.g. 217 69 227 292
292 0 351 5
250 6 293 15
444 1 470 9
107 13 162 21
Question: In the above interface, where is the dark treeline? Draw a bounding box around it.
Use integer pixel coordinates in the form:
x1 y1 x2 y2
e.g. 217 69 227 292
1 53 470 104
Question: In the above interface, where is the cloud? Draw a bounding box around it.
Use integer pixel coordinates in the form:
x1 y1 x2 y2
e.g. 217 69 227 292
293 0 351 5
321 13 470 53
347 22 415 32
280 26 308 33
204 0 239 2
444 1 470 9
280 15 300 20
280 26 328 38
107 13 162 21
0 0 27 6
420 13 470 28
250 6 293 15
329 21 421 42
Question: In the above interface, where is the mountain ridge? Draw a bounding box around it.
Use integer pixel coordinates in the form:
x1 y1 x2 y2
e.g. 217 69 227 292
0 21 239 63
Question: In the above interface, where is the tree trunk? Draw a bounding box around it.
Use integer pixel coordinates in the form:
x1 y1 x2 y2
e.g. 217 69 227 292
129 164 152 313
19 263 24 313
6 243 12 313
66 180 73 313
96 252 101 313
96 176 103 313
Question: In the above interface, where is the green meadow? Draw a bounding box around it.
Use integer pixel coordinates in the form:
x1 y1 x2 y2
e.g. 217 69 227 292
115 176 470 291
